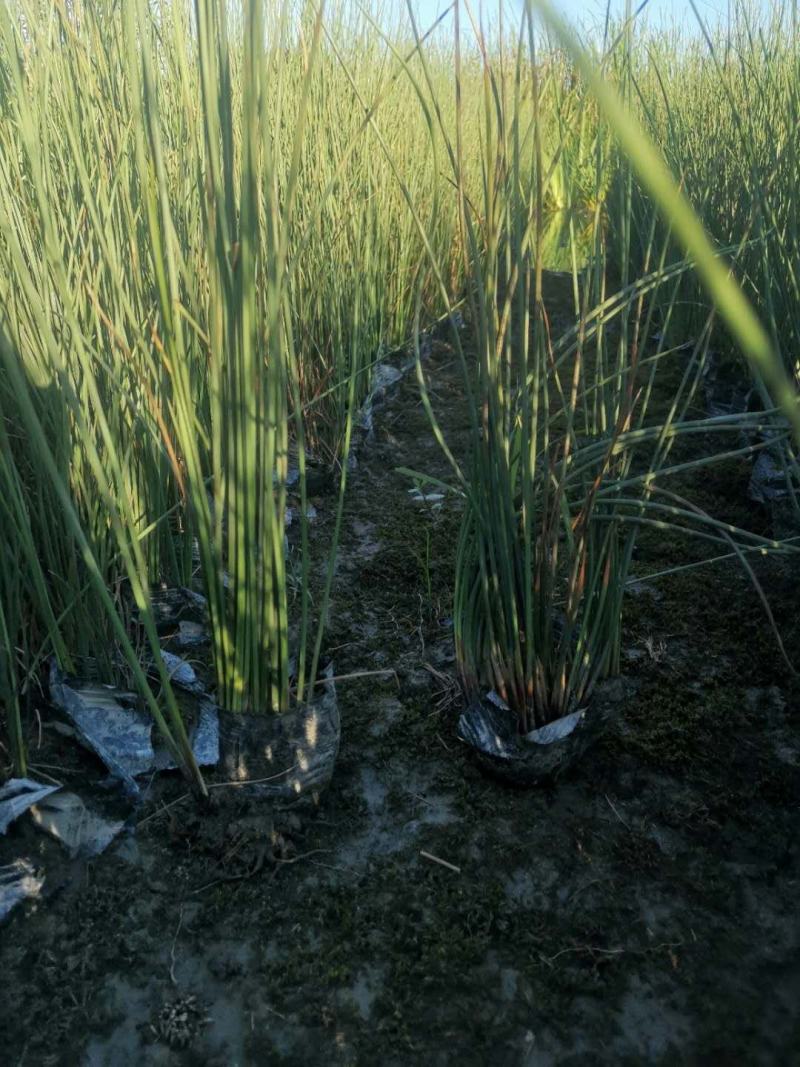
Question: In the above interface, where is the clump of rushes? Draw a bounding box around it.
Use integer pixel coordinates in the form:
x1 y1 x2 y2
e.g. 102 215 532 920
0 0 480 769
0 406 72 776
401 0 798 732
625 0 800 391
147 0 332 714
608 0 800 514
0 321 208 790
62 0 352 719
0 0 432 774
0 0 208 789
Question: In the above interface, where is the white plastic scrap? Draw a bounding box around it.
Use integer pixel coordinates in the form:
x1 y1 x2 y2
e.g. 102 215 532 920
357 346 420 434
526 708 585 746
408 487 445 508
189 699 220 768
179 585 209 613
49 660 219 794
0 778 123 856
152 697 219 772
177 620 207 648
749 449 793 503
29 791 124 858
160 650 204 694
49 664 156 793
0 859 44 922
0 778 60 834
285 503 318 527
371 363 404 395
0 780 126 918
483 692 585 745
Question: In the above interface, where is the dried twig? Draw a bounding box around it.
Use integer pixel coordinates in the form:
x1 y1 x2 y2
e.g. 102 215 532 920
169 906 184 987
420 849 461 873
605 793 632 831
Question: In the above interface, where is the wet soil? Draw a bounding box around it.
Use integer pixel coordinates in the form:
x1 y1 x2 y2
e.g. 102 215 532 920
1 273 799 1066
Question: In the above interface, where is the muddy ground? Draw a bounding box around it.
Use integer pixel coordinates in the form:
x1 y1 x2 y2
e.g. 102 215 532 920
1 273 799 1065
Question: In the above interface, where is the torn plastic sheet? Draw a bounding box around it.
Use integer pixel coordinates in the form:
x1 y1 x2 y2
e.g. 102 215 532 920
357 334 432 436
296 318 455 470
528 709 585 745
458 693 597 786
408 487 445 509
147 586 207 630
217 664 339 802
285 503 318 527
371 362 405 394
29 791 124 858
0 778 59 834
159 650 205 694
49 660 219 795
49 663 155 792
181 586 209 612
177 620 207 648
749 448 796 504
0 859 44 923
152 697 219 773
445 309 466 333
286 317 464 482
477 689 586 747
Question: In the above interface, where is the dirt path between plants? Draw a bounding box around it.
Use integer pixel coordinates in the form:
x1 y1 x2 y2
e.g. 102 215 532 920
1 273 799 1066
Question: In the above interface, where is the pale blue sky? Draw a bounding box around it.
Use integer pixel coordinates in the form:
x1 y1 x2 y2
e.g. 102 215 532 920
409 0 758 35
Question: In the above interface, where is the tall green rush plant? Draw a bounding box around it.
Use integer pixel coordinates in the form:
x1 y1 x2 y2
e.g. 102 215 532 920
124 0 344 716
0 397 76 774
397 0 798 732
0 0 459 777
535 0 800 446
0 1 208 790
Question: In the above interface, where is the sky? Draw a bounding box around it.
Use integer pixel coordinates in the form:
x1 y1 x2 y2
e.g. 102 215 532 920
409 0 758 35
